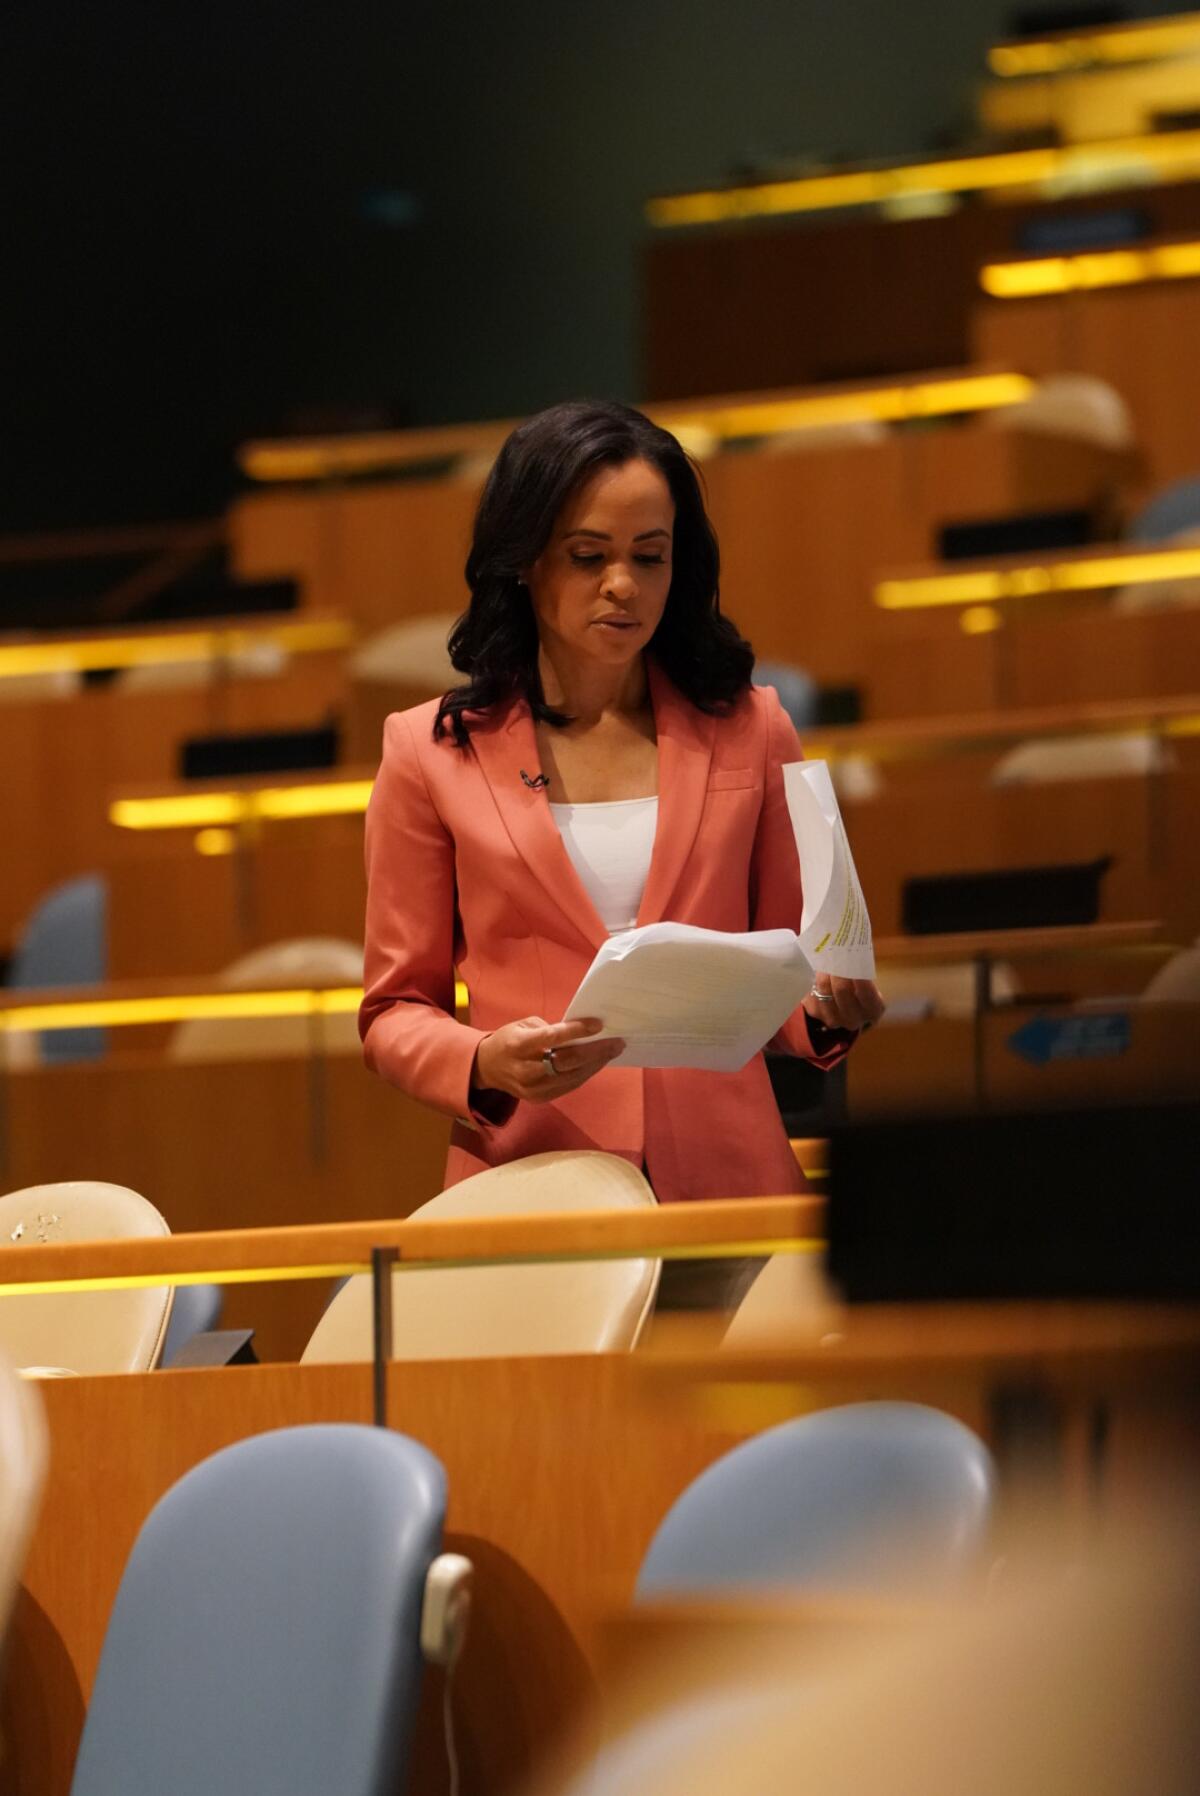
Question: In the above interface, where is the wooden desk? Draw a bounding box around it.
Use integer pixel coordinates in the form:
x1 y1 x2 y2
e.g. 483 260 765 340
6 1298 1197 1796
847 998 1200 1117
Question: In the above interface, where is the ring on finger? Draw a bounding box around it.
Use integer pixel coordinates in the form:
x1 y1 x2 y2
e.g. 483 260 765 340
809 985 835 1003
542 1047 559 1076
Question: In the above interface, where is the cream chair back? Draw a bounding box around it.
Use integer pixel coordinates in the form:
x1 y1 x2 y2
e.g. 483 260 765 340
991 732 1172 785
302 1150 660 1364
985 374 1134 451
720 1251 840 1347
0 1183 173 1375
0 1349 46 1640
168 937 363 1061
348 614 458 688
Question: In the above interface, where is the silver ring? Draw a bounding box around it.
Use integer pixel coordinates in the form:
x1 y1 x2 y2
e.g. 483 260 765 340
809 985 835 1003
542 1047 559 1075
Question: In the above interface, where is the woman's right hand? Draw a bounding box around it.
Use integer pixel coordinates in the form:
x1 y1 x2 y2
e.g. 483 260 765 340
472 1016 625 1105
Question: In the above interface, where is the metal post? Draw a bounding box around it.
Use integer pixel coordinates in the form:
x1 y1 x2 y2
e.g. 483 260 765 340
371 1246 397 1427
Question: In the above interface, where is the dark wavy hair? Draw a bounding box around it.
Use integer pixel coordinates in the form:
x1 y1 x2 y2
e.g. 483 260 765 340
433 399 754 744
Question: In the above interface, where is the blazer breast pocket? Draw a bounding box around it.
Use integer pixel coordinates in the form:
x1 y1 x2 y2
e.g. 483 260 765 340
706 768 757 792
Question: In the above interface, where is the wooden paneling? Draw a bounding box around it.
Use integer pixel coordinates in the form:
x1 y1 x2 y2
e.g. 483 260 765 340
973 279 1200 497
846 1002 1200 1118
230 478 480 637
0 661 345 952
643 181 1200 402
106 814 366 979
229 429 1129 708
845 774 1170 938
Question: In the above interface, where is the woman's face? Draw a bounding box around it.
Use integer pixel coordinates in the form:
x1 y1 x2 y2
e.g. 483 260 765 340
524 457 675 673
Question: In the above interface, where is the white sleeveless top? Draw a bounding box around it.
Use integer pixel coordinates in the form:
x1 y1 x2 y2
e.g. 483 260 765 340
549 796 658 935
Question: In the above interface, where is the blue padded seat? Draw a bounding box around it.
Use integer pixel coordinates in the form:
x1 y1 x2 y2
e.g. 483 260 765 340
70 1424 446 1796
1129 475 1200 542
637 1401 994 1599
8 873 107 1063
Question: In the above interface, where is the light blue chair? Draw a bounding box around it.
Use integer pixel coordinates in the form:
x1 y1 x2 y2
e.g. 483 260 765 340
753 661 819 732
1129 475 1200 542
637 1401 994 1599
160 1283 224 1367
70 1425 448 1796
7 873 107 1063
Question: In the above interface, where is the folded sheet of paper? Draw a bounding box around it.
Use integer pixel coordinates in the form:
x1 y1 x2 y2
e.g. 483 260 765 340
563 760 874 1071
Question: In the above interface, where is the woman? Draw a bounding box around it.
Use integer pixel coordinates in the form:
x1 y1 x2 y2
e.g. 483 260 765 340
360 399 884 1215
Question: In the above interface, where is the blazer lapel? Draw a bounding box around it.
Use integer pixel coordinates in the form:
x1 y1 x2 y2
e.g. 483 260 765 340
636 660 715 926
469 698 610 953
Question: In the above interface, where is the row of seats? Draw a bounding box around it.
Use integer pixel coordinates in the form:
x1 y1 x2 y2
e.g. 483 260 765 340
0 1153 663 1376
0 1350 995 1794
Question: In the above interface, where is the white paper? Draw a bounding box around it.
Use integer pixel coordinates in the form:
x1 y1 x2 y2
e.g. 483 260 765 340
564 923 813 1071
784 760 875 979
561 760 874 1070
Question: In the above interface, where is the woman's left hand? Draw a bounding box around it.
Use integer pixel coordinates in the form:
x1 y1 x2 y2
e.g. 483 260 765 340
802 976 885 1033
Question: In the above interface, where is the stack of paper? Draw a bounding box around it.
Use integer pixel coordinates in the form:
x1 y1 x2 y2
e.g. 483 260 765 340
563 761 874 1071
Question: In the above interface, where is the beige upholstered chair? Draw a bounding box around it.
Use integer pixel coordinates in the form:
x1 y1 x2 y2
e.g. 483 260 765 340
0 1348 46 1640
984 373 1134 451
348 614 458 689
990 732 1173 785
168 937 363 1061
1141 938 1200 1004
720 1251 839 1347
302 1150 661 1364
0 1182 173 1376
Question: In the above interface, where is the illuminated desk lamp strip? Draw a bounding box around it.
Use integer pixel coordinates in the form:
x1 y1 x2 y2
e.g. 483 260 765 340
876 546 1200 610
981 238 1200 296
239 374 1038 483
646 127 1200 227
988 13 1200 77
109 778 376 831
657 372 1034 439
0 983 471 1031
0 617 353 682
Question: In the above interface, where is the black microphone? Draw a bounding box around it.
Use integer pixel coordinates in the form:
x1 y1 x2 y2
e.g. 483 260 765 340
520 769 550 790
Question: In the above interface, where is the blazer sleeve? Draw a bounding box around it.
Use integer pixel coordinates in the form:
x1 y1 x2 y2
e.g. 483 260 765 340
748 686 857 1071
359 711 515 1129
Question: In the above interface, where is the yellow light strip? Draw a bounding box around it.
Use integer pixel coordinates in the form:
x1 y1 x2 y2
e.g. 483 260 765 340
876 546 1200 610
0 1237 822 1299
646 127 1200 227
659 372 1035 437
989 13 1200 76
0 617 353 681
0 987 363 1033
109 778 376 831
0 982 471 1032
982 237 1200 296
241 375 1038 484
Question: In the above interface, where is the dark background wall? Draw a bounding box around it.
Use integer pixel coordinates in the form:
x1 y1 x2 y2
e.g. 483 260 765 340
2 0 1177 530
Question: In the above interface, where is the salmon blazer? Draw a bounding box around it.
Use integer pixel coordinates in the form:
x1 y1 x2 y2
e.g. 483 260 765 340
360 661 852 1201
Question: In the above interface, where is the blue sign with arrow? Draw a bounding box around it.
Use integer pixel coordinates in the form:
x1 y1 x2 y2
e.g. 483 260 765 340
1007 1011 1132 1067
